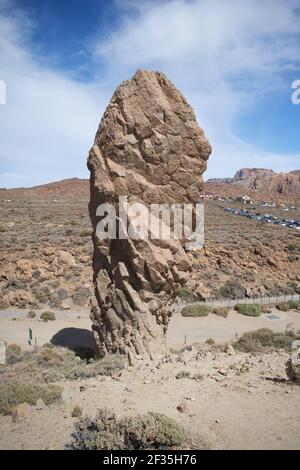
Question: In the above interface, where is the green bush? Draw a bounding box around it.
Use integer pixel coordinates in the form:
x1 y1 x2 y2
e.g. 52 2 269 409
40 311 56 322
205 338 215 345
66 409 186 450
212 307 229 318
175 371 190 379
181 304 211 317
71 405 83 418
219 279 245 299
234 328 299 353
27 310 36 319
0 380 62 415
178 287 198 302
235 304 261 317
276 302 290 312
6 344 24 365
287 300 300 311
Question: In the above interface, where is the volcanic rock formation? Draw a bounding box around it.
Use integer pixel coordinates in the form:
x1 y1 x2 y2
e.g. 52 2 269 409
88 70 211 358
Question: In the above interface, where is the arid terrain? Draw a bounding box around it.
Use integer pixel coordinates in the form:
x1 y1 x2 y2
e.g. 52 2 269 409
0 177 299 311
1 319 300 450
0 175 300 450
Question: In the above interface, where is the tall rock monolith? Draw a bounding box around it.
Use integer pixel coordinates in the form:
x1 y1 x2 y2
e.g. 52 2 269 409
88 70 211 359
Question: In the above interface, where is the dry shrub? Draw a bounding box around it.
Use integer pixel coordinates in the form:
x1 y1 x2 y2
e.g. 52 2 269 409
66 409 186 450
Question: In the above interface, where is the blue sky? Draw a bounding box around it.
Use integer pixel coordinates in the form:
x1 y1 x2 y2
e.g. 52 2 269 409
0 0 299 188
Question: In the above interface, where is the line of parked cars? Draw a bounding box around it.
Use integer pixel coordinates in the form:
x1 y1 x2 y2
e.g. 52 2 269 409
224 207 300 230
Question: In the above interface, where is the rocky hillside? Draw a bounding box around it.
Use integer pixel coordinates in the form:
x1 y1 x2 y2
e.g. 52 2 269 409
207 168 300 200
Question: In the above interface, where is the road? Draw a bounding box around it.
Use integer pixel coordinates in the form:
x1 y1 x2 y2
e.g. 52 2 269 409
1 303 300 351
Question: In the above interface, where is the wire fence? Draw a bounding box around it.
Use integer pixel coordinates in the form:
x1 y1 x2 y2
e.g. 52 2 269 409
176 293 300 310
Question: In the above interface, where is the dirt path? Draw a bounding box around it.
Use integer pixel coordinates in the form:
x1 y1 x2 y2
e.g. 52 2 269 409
1 307 300 351
168 309 300 347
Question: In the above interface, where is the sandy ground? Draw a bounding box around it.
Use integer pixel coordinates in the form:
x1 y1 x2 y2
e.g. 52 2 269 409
168 309 300 347
1 308 300 450
0 347 299 450
1 307 300 350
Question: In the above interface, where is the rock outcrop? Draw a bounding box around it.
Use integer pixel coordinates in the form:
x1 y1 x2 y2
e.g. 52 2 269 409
88 70 211 358
207 168 300 200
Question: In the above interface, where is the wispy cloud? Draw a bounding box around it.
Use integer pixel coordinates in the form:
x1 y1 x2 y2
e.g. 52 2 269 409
93 0 300 177
0 0 300 187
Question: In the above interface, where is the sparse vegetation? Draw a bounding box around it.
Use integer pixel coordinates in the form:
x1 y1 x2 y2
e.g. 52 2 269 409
276 302 290 312
287 300 300 310
234 328 300 353
71 405 83 418
40 311 56 322
178 287 198 301
235 304 261 317
175 370 191 379
6 344 24 365
181 304 211 317
212 307 229 317
27 310 36 319
219 279 245 299
205 338 215 345
0 381 62 415
66 409 186 450
0 345 124 384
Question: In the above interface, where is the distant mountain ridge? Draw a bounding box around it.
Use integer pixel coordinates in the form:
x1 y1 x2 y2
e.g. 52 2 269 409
207 168 300 198
0 177 89 199
0 168 299 201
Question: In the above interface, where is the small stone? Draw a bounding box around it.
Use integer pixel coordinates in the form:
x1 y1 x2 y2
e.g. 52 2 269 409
177 401 188 414
61 301 71 310
225 344 235 355
36 398 46 410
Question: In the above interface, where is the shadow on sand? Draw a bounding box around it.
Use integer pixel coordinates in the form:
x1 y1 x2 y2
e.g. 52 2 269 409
51 328 97 356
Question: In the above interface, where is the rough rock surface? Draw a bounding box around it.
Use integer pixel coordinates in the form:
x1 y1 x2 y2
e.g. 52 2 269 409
88 70 211 358
286 348 300 383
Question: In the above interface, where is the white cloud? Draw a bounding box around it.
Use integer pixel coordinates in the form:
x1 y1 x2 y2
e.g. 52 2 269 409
94 0 300 178
0 0 300 187
0 5 106 187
